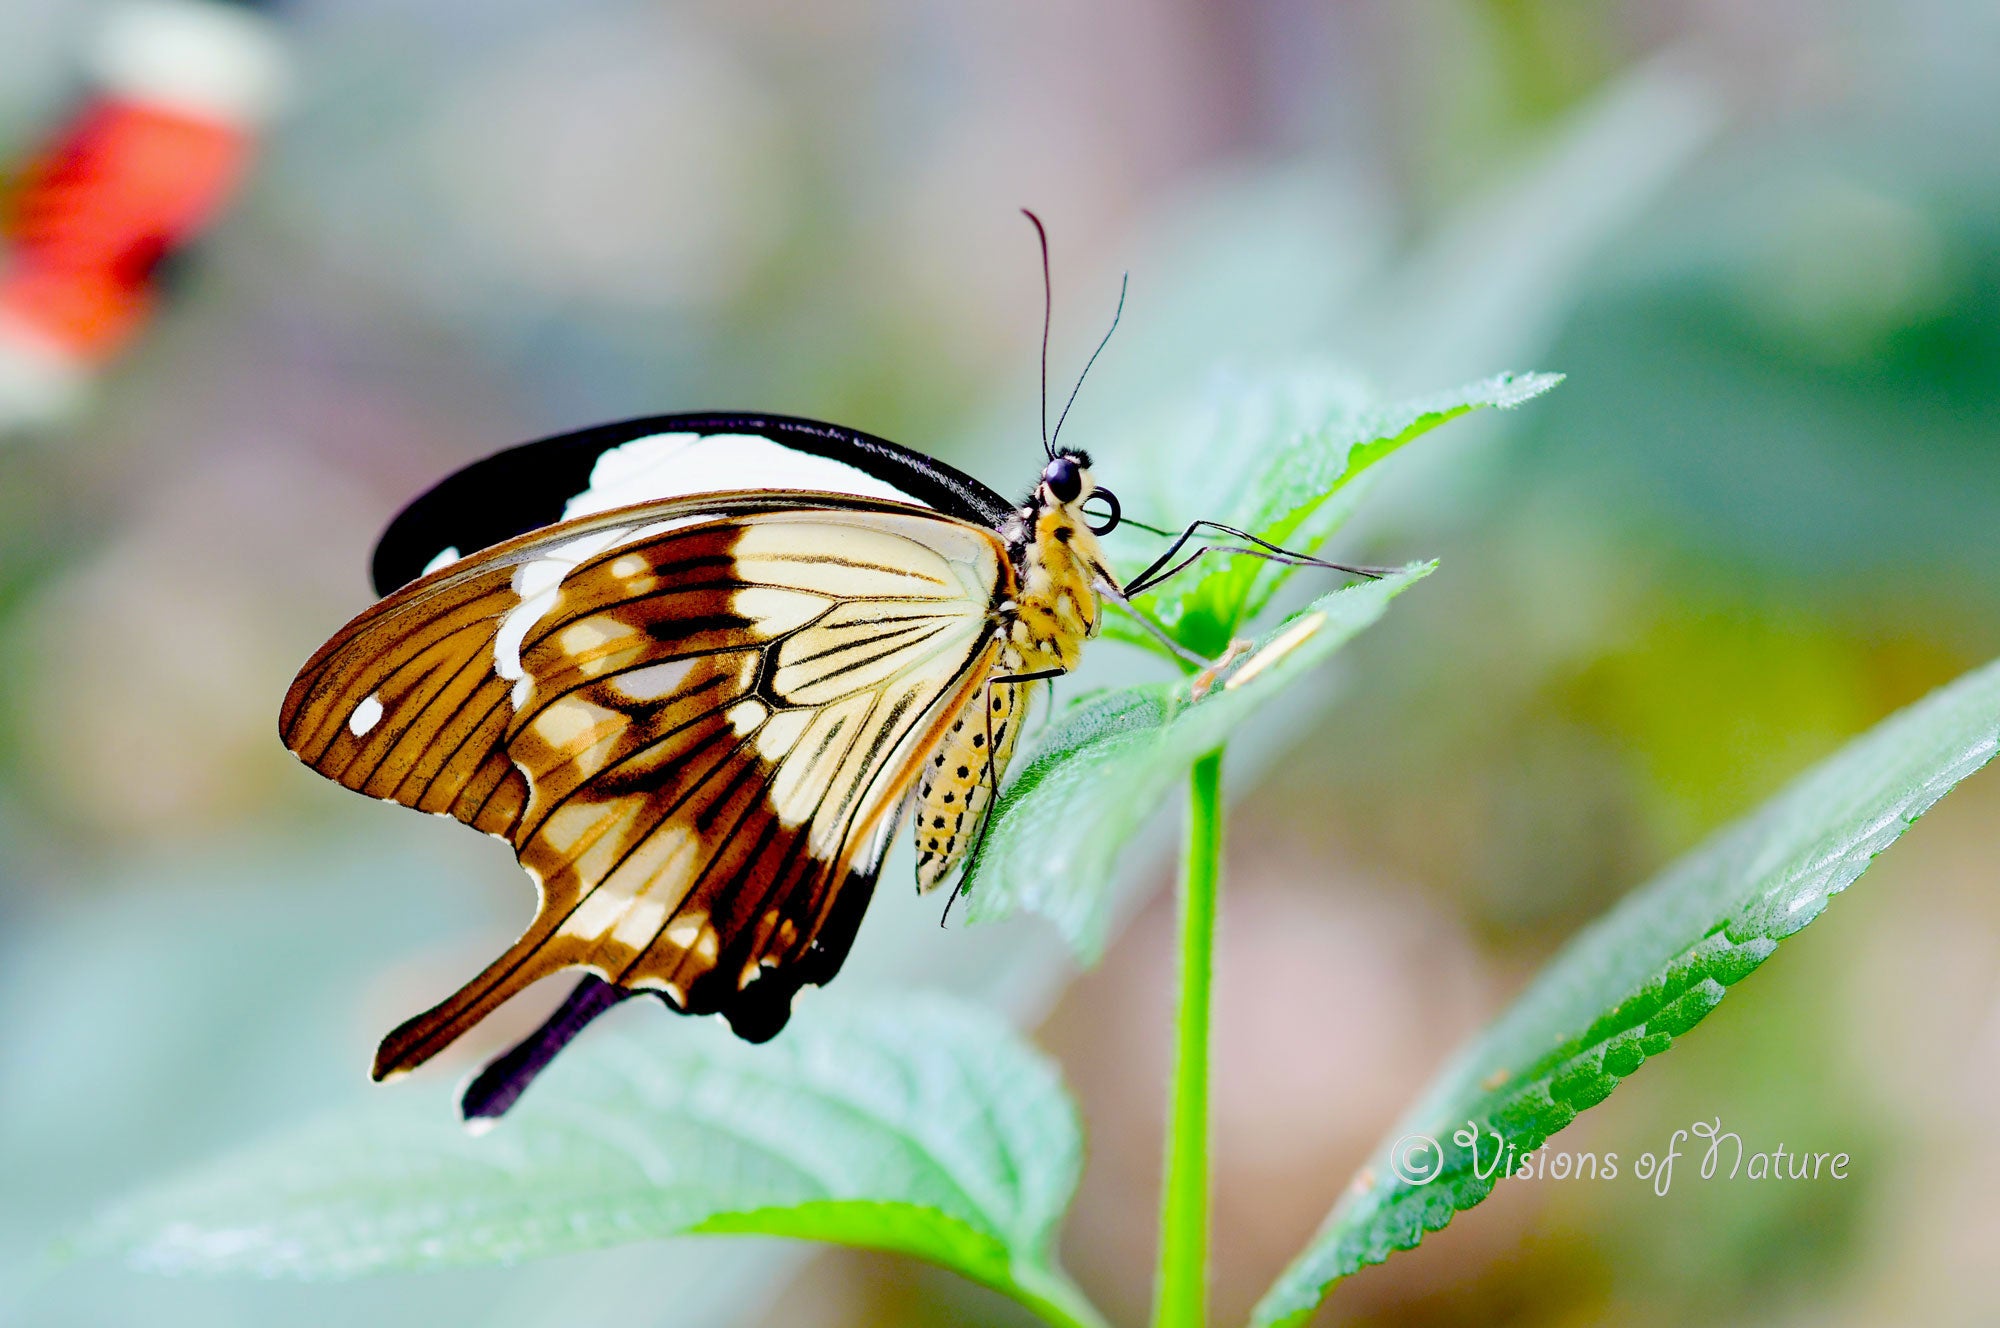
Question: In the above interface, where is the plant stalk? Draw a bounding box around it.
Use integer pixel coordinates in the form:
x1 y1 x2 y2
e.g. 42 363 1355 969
1154 747 1225 1328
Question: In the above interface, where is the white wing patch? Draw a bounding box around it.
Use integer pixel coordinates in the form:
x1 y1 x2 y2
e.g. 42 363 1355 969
494 523 651 705
348 693 384 736
561 432 921 520
421 546 461 575
491 514 728 708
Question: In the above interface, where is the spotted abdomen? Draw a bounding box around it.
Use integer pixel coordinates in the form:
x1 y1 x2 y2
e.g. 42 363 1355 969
912 665 1030 891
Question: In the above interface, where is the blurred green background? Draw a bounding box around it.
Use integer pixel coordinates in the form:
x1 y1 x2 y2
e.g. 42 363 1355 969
4 1 1998 1325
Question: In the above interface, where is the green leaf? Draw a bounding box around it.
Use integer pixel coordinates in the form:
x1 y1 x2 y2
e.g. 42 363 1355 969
1251 653 2000 1328
964 564 1435 959
1133 368 1559 658
76 994 1109 1328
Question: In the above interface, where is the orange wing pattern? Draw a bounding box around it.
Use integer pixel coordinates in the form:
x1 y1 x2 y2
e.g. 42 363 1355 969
281 497 1009 1077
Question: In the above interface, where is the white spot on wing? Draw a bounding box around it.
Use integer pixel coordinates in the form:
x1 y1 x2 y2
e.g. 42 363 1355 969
561 888 628 942
516 528 630 599
615 657 698 702
753 707 814 765
348 693 384 736
611 894 672 948
421 546 461 575
562 432 921 519
493 526 636 708
495 585 557 690
724 699 769 736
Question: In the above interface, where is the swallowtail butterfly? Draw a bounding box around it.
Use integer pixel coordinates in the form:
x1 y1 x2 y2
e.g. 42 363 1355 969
281 221 1371 1122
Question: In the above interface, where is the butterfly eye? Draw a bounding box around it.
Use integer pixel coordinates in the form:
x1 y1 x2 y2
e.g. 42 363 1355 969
1042 456 1083 504
1085 487 1120 536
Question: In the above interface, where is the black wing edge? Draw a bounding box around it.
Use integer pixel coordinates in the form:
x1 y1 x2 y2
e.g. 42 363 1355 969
456 848 884 1126
373 412 1017 597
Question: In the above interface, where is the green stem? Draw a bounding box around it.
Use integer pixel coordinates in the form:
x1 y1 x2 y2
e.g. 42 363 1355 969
1154 747 1225 1328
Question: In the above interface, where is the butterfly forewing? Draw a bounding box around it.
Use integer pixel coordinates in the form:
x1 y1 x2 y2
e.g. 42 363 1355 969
281 496 1010 1078
280 557 530 837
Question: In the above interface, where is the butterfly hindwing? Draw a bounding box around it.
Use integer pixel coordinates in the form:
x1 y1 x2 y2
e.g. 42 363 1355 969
457 795 910 1123
281 495 1009 1078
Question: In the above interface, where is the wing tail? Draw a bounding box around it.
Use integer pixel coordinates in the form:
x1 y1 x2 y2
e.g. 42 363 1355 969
458 975 634 1124
371 913 582 1080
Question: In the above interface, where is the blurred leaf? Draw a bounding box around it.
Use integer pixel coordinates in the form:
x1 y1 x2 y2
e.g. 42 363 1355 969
78 995 1108 1328
964 565 1435 959
1129 368 1557 658
0 832 823 1328
1252 653 2000 1328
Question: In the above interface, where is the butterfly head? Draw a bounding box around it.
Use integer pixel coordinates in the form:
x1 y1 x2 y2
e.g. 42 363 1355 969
1039 448 1120 536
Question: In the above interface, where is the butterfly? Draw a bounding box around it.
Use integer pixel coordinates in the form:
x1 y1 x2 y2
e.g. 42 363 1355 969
280 220 1373 1122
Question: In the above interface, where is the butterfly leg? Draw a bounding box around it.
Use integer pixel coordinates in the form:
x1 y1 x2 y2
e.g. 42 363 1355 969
1095 580 1212 668
1120 518 1394 598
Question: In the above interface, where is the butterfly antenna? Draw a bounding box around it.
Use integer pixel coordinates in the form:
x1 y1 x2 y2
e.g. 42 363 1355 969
1051 272 1127 449
1023 208 1055 459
